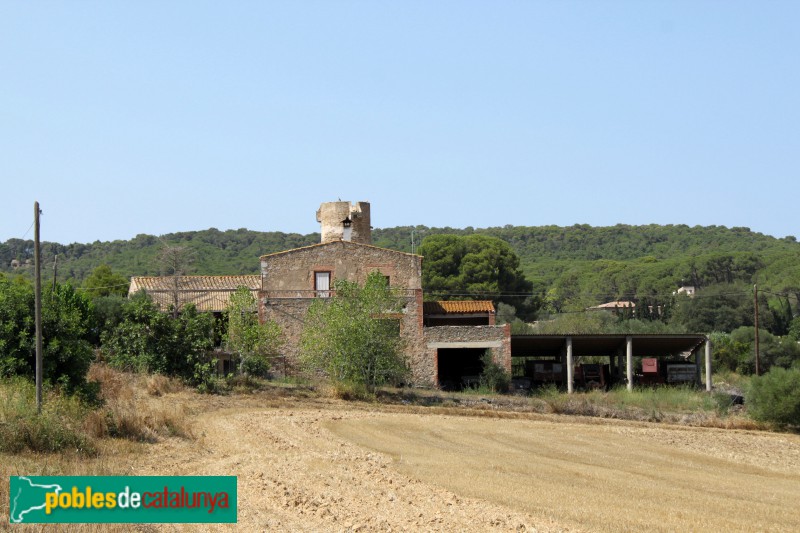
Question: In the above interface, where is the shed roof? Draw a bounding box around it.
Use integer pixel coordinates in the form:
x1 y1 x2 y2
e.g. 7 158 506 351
511 334 706 358
423 300 495 315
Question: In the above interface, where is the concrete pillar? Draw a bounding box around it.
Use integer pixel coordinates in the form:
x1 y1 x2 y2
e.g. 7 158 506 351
566 336 574 394
696 348 702 386
705 338 713 392
626 336 633 392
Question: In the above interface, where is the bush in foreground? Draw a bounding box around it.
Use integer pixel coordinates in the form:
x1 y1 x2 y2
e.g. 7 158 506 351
747 367 800 427
300 273 409 393
0 377 94 455
478 350 510 393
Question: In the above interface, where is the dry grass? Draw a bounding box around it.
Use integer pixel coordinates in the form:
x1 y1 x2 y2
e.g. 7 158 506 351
146 373 184 396
376 385 766 431
0 438 145 530
84 364 193 442
329 413 800 532
0 378 95 455
0 366 194 528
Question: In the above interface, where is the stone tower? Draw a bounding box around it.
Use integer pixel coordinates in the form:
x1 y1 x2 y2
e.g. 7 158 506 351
316 201 372 244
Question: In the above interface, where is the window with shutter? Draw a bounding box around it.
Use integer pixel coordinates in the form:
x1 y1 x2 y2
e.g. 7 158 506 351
315 271 331 298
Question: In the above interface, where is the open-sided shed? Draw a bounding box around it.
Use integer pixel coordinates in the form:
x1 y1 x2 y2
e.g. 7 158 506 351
511 334 711 392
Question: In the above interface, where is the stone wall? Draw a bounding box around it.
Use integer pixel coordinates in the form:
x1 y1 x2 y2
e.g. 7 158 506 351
261 240 420 293
259 236 512 388
316 201 371 244
421 324 512 387
260 290 425 382
260 241 425 381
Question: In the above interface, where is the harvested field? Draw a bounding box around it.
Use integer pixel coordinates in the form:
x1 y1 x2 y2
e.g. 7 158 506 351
2 386 799 532
331 414 800 532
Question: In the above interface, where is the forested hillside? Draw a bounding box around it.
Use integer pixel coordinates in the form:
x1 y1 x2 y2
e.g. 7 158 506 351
0 229 319 281
4 223 800 373
2 223 799 314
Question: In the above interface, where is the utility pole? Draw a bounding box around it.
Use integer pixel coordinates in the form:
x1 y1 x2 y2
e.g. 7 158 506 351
34 202 43 414
411 229 424 255
754 283 760 376
52 254 58 291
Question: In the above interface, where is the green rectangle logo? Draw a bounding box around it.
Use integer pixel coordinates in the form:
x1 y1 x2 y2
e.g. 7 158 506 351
9 476 237 523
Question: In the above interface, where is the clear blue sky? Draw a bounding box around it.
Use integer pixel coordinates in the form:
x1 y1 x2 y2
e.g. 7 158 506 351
2 1 798 244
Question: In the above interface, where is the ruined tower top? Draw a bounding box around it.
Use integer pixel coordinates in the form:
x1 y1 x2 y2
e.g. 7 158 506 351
316 201 372 245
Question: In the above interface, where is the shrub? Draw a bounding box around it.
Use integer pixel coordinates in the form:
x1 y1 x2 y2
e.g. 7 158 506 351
84 364 193 441
300 273 408 392
102 293 215 385
0 377 95 455
0 277 94 393
331 380 374 401
241 354 271 378
478 350 510 393
225 287 282 377
747 367 800 427
146 374 183 397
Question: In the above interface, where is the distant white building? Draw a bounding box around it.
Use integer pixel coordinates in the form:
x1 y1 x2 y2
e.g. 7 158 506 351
674 286 696 298
588 300 636 316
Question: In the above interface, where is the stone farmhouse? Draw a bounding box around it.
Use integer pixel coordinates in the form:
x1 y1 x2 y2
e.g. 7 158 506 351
130 201 511 388
260 201 510 387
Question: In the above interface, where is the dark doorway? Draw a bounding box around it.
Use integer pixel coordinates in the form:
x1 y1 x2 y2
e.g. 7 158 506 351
437 348 485 391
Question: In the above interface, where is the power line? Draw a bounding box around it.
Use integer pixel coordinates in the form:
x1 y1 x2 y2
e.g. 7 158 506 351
20 220 35 240
75 282 130 291
422 288 760 301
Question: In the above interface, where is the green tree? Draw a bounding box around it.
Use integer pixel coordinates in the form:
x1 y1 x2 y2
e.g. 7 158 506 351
101 292 173 373
788 317 800 342
708 331 751 373
730 327 800 374
495 302 517 325
747 367 800 427
300 272 409 392
101 292 215 384
0 275 93 393
478 350 510 392
87 295 127 346
0 275 34 378
42 283 94 392
670 283 762 333
419 234 538 319
533 311 682 335
225 286 282 377
82 264 130 298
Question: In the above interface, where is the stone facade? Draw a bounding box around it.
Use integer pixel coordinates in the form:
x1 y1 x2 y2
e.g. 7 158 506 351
258 199 512 388
316 201 371 245
259 240 427 383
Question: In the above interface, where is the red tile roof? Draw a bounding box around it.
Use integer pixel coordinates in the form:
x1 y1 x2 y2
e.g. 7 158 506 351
423 300 495 315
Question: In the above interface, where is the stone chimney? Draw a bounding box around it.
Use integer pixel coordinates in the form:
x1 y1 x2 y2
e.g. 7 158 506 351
316 201 371 244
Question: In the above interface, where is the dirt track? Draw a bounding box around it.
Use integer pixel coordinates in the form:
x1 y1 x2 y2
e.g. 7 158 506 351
133 395 565 532
128 392 800 532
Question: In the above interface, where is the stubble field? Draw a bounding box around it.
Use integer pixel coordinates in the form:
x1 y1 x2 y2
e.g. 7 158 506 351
2 385 799 532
